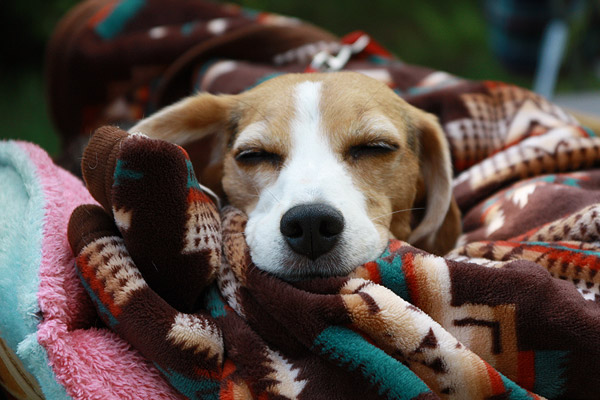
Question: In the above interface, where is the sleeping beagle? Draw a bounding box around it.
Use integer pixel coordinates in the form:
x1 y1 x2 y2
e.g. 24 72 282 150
130 71 461 280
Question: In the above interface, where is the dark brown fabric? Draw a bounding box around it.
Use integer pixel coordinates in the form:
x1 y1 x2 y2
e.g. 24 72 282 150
45 0 336 161
81 125 127 212
80 128 221 312
67 126 600 399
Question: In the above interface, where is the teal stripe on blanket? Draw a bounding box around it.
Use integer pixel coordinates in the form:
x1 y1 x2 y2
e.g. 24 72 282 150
113 159 143 186
499 373 537 400
76 267 120 328
534 350 568 398
205 284 228 318
376 248 411 302
583 126 596 137
312 326 431 400
522 242 600 257
185 158 200 189
154 363 220 400
95 0 146 40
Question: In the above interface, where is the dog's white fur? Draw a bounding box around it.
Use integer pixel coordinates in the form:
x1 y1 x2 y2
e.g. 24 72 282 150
243 81 382 278
130 72 460 280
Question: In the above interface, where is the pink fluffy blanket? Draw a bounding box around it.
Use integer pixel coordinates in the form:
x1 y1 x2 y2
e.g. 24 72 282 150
0 140 184 399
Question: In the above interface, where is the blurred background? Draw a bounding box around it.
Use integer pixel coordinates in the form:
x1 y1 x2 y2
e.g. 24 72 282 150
1 0 599 156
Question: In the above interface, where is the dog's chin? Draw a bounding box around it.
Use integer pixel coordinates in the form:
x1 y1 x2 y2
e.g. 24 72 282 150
271 254 357 281
250 242 387 282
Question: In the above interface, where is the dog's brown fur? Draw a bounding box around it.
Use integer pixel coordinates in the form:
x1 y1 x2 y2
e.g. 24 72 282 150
131 72 461 257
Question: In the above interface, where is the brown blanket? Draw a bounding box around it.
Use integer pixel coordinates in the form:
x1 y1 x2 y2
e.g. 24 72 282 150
50 1 600 398
69 115 600 399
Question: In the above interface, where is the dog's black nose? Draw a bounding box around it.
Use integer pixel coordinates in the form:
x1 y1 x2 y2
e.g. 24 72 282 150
280 203 344 260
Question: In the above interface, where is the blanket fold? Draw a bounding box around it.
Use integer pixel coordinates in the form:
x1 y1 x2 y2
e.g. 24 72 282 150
68 126 600 400
77 126 220 312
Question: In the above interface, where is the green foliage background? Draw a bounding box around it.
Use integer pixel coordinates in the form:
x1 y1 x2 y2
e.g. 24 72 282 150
0 0 597 156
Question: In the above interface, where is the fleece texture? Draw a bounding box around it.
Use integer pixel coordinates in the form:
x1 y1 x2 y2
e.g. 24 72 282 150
0 140 185 400
0 141 70 399
67 126 600 399
1 0 597 397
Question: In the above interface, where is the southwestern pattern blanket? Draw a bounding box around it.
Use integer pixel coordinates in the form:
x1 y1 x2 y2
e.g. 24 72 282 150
68 115 600 400
49 0 600 399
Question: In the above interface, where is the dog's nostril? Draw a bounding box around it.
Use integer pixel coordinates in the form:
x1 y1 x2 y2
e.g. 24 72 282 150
280 203 345 260
281 221 303 238
319 217 344 238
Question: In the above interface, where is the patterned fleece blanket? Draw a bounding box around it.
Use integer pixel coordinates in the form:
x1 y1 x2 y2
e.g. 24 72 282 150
68 117 600 400
48 0 600 399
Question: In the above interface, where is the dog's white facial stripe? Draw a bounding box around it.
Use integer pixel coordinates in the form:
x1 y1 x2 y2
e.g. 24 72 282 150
244 80 385 279
291 81 322 140
287 81 336 190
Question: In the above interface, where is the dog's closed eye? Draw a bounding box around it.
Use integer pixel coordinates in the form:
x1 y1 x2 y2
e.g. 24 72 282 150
347 141 399 161
235 148 283 167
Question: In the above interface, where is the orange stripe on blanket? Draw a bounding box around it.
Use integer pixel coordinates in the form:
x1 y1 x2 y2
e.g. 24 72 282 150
77 254 122 317
194 366 220 380
484 360 506 395
483 81 509 90
402 252 420 306
136 85 150 102
88 1 118 28
220 380 234 400
569 252 589 269
364 261 381 285
454 158 478 172
187 188 211 203
479 203 499 225
220 379 238 400
509 241 600 270
388 240 403 253
221 360 236 379
255 12 272 23
177 145 190 159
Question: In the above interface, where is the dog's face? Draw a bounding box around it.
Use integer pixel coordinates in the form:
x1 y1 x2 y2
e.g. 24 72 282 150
131 72 460 280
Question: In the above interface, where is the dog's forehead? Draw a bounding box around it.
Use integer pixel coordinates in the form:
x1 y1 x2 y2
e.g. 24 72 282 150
243 72 399 110
232 72 411 146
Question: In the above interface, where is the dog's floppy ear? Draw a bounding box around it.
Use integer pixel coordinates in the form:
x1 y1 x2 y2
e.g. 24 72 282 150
408 110 461 255
130 93 235 197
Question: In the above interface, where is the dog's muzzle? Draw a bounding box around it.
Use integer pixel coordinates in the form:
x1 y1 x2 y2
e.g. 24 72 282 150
280 203 344 260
